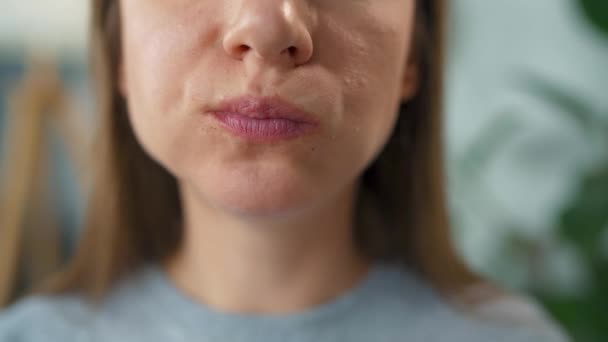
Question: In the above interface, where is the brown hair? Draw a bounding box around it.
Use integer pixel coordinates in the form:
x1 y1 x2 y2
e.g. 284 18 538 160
48 0 499 305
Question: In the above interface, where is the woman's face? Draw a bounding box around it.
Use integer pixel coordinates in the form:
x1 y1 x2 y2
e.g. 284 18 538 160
119 0 417 217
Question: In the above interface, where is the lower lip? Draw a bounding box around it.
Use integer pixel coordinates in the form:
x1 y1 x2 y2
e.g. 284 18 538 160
210 112 318 142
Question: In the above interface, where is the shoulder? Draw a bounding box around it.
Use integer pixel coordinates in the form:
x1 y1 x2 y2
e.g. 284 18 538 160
370 264 570 341
0 266 168 342
0 295 95 342
447 282 571 342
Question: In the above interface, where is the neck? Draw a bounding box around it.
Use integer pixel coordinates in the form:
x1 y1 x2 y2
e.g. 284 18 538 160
164 180 371 314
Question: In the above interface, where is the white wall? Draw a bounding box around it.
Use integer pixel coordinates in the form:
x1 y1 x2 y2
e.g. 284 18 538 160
0 0 89 54
446 0 608 290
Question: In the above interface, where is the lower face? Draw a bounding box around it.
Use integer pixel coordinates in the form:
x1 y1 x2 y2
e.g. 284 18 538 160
118 0 416 218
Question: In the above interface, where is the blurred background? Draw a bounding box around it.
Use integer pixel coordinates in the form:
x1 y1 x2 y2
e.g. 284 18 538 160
0 0 606 341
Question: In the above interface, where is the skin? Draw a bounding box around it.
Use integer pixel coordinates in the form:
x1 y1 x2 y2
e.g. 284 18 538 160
119 0 418 314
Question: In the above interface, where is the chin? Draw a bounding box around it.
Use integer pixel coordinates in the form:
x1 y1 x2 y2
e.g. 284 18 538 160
212 186 317 220
195 167 318 219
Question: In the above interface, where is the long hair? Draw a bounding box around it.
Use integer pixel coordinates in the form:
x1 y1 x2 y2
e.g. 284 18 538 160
48 0 493 304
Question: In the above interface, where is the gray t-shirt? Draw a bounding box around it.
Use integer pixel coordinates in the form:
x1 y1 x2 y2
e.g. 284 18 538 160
0 262 568 341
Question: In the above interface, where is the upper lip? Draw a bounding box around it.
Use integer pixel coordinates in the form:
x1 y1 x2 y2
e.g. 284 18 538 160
208 95 319 125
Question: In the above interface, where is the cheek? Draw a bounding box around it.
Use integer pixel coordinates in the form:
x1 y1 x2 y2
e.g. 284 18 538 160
122 27 189 120
120 9 215 172
121 34 185 173
120 1 223 114
317 9 412 167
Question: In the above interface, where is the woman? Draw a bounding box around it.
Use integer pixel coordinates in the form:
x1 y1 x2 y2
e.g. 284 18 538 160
0 0 568 341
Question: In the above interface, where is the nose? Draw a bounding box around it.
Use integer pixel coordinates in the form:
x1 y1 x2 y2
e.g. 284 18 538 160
222 0 314 68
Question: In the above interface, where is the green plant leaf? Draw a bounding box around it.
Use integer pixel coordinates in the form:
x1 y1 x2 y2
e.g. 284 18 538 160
537 293 608 342
578 0 608 36
559 164 608 258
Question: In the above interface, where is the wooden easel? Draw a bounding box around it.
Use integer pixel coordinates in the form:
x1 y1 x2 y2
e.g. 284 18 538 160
0 55 88 307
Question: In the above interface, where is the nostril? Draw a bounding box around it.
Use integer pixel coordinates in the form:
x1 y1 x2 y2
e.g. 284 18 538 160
232 44 251 59
282 46 298 58
236 45 250 55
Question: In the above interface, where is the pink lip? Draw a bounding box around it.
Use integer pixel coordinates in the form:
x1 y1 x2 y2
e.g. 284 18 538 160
207 95 320 142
